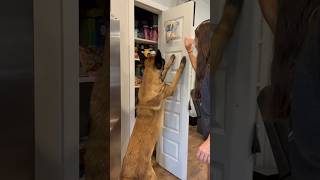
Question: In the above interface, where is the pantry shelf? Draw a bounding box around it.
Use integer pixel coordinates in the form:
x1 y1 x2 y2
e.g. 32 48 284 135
79 76 96 83
135 37 157 45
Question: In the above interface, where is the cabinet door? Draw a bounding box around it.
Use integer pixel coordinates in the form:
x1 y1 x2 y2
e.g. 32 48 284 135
156 2 194 179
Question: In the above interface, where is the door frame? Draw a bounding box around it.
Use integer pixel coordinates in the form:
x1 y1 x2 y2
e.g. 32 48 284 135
210 0 263 179
122 0 168 161
34 0 79 179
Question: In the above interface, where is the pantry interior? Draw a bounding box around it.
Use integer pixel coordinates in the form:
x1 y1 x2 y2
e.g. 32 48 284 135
133 6 159 116
78 0 107 178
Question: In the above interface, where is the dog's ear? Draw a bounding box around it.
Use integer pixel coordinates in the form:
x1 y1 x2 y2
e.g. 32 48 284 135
156 50 162 58
154 50 164 70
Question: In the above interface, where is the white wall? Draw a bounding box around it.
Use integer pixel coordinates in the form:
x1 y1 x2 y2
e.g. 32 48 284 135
112 0 177 16
176 0 210 28
194 0 210 27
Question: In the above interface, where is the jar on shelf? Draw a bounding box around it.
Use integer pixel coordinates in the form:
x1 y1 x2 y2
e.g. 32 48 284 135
134 29 138 38
149 26 153 40
143 25 149 40
138 26 144 38
152 25 158 42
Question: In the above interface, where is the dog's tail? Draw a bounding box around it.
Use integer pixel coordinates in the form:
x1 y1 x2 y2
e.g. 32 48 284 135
211 0 244 73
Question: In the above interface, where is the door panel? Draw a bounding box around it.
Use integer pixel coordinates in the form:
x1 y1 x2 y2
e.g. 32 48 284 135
157 2 194 179
211 0 262 179
0 1 34 179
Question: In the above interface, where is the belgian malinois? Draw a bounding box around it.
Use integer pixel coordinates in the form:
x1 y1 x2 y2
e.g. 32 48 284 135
120 50 186 180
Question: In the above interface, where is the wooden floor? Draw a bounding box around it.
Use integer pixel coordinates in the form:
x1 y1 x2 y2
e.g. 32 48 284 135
108 121 280 180
109 123 208 180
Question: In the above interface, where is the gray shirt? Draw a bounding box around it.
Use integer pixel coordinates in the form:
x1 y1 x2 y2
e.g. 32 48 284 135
197 69 212 139
289 17 320 180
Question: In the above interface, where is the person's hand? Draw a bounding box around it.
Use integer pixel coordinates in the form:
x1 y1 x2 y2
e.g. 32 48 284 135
184 37 194 52
196 136 210 164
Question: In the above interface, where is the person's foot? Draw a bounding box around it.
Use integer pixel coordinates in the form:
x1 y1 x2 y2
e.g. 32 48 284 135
196 136 210 164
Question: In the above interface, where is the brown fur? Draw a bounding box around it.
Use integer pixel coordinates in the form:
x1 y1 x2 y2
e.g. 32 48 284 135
120 54 186 180
84 44 109 180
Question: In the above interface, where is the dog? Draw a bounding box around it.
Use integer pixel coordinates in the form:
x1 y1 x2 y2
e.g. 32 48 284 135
120 50 186 180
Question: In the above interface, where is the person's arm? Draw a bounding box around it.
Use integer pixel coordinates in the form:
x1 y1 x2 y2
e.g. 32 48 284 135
187 51 197 70
258 0 278 33
184 37 197 70
210 0 244 73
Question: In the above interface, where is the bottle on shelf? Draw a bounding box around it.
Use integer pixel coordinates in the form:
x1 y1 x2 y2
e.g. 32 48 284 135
149 26 153 40
152 25 158 42
143 25 149 40
134 20 139 38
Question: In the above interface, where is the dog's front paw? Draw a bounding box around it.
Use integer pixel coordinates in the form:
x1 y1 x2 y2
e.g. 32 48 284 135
180 56 187 67
166 54 175 67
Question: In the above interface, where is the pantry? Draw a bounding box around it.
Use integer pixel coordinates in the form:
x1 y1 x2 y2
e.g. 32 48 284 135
133 6 159 114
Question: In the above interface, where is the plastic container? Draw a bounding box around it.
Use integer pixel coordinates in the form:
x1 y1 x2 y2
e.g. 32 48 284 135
134 29 138 38
149 27 153 40
143 25 149 40
152 25 158 42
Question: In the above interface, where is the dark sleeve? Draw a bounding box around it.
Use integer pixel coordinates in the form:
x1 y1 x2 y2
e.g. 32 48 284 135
291 34 320 165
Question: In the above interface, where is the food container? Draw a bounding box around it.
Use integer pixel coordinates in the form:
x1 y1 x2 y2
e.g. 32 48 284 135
152 25 158 42
134 29 138 38
143 25 149 40
149 27 153 40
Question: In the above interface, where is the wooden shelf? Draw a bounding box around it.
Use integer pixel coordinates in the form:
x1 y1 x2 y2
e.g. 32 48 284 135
135 37 157 45
135 85 141 88
79 76 96 83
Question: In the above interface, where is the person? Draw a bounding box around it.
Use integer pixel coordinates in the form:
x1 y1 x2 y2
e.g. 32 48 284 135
255 0 320 179
267 1 320 179
184 20 214 166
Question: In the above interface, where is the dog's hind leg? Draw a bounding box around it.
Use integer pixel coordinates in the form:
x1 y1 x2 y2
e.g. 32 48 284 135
163 56 186 98
143 163 157 180
161 54 175 81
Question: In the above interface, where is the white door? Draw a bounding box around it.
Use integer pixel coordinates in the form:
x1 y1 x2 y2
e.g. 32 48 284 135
156 2 194 180
210 0 263 179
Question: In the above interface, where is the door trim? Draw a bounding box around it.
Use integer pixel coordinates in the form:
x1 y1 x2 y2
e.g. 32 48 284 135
34 0 79 179
122 0 167 161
